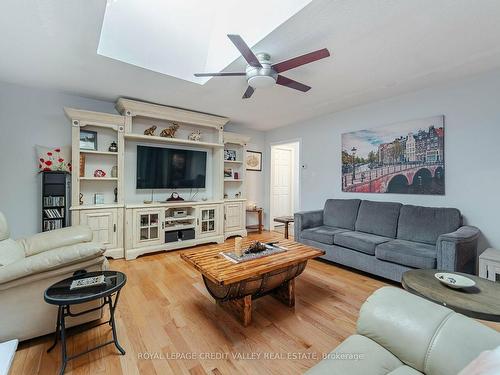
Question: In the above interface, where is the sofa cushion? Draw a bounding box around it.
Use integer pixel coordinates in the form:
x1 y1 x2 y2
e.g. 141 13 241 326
305 334 403 375
388 366 423 375
355 201 402 238
397 205 462 245
334 231 392 255
375 240 437 269
301 226 348 245
323 199 361 230
0 239 25 267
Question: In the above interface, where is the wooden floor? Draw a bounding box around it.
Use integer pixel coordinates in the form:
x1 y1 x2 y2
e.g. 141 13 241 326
10 232 498 375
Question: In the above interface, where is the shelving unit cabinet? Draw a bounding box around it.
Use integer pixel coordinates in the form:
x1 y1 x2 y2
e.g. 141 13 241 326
223 132 250 239
41 171 70 232
65 108 126 259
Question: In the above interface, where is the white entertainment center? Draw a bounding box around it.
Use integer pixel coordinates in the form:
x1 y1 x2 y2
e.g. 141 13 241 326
65 98 249 260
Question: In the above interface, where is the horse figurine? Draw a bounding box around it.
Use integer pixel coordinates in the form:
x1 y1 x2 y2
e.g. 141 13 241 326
160 123 179 138
144 125 157 136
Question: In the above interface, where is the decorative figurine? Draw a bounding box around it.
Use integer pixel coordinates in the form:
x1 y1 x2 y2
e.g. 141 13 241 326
79 193 83 205
93 169 106 177
188 130 201 142
111 166 118 178
114 187 118 203
108 141 118 152
160 123 179 138
144 125 157 136
235 191 241 198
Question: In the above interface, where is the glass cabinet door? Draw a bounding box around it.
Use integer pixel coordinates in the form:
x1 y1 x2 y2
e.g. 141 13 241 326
199 207 217 235
139 212 160 241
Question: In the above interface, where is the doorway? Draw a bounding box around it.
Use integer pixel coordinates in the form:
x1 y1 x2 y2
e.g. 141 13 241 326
270 141 300 235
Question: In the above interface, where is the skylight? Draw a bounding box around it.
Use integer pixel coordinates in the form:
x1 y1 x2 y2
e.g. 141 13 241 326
97 0 313 84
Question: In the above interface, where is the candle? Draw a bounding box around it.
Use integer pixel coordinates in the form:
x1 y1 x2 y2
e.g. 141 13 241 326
235 237 243 256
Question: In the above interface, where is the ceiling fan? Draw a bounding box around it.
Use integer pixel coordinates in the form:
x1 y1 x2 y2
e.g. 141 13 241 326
194 34 330 99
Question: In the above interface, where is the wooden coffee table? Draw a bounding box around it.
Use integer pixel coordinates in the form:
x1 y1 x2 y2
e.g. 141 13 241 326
402 269 500 322
181 239 325 326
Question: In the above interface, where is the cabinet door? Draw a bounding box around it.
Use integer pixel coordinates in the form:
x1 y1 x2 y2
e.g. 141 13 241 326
224 202 244 232
197 205 220 238
134 209 163 247
79 209 117 249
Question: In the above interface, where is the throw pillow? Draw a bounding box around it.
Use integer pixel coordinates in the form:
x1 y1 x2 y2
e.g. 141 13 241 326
0 238 25 267
36 145 72 173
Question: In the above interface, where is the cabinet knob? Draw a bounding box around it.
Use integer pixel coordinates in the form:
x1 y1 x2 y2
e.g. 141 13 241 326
113 224 117 232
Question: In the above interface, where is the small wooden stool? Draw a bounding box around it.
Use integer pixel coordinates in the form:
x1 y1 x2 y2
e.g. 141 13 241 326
273 216 294 239
246 208 263 234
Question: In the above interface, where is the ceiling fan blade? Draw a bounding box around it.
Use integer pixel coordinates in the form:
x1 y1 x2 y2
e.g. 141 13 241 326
276 75 311 92
227 34 262 68
272 48 330 73
242 86 255 99
194 72 246 77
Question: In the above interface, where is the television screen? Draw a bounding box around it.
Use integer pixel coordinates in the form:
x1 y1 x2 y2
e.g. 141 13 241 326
136 146 207 189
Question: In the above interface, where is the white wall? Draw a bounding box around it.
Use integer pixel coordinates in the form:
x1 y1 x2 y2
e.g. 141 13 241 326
264 69 500 251
0 82 116 238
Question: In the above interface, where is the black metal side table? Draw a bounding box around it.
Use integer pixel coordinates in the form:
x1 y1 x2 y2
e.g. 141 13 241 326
44 270 127 375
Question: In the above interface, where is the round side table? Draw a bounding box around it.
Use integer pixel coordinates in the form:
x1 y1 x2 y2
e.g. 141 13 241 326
44 270 126 375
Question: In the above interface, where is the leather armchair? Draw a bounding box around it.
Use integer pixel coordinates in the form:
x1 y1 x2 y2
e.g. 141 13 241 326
0 212 108 342
306 287 500 375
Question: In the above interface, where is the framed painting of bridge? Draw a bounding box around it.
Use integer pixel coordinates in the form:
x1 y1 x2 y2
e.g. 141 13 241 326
341 116 445 195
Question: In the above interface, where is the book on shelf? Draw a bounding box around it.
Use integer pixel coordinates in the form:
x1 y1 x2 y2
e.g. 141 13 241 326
44 208 63 219
43 219 63 231
43 196 65 207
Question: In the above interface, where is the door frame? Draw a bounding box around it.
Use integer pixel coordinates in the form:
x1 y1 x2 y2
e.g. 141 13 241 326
269 139 301 231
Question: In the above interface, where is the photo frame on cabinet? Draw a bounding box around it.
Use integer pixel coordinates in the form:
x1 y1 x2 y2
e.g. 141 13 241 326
80 130 97 151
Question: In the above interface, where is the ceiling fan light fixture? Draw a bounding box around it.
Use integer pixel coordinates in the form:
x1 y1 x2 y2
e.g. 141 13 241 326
248 75 276 89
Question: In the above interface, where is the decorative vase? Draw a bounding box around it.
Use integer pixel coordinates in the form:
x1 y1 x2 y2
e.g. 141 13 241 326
109 141 118 152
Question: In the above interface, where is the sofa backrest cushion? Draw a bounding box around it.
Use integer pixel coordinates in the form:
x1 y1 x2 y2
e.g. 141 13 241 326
323 199 361 230
0 239 25 267
355 200 402 238
0 212 10 241
397 205 462 245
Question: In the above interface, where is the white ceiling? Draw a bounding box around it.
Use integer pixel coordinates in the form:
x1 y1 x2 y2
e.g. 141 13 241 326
1 0 500 130
98 0 313 84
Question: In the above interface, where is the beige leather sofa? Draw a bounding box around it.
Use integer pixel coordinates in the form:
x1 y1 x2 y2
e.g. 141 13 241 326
306 286 500 375
0 212 108 342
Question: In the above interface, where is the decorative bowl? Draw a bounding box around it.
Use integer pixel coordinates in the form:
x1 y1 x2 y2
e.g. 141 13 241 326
434 272 476 289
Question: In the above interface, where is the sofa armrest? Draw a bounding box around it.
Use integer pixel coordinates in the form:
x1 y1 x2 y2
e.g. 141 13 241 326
17 225 93 257
294 210 323 242
437 225 480 273
0 242 104 286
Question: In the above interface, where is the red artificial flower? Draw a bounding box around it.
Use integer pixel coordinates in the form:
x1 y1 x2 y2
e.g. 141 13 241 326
47 152 53 156
68 163 71 167
45 160 52 166
58 158 64 163
69 166 72 172
38 164 42 169
39 158 44 162
54 148 61 153
43 167 51 171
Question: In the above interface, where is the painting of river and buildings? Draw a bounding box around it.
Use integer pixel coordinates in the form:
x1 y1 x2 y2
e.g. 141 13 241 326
342 116 445 195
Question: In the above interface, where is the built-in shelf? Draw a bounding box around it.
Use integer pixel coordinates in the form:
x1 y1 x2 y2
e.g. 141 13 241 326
70 203 124 211
165 215 196 222
224 179 244 182
80 177 118 181
224 160 243 164
165 224 195 231
124 133 224 148
80 150 118 156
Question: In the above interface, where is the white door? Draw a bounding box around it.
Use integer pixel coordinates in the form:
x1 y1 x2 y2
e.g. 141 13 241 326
272 147 293 222
80 209 117 249
225 202 244 232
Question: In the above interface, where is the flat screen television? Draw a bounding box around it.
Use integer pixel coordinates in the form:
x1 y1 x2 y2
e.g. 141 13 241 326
136 146 207 189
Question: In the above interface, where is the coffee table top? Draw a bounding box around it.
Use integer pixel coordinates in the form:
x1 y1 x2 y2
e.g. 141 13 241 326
181 239 324 286
44 271 126 306
402 269 500 322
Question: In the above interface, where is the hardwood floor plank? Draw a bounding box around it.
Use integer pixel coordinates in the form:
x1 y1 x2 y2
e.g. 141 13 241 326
9 231 500 374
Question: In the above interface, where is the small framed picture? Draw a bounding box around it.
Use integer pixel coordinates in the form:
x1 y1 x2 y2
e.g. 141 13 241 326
246 150 262 171
224 149 237 161
80 130 97 151
224 168 233 178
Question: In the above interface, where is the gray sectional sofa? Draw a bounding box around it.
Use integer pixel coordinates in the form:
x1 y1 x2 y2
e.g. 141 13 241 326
295 199 479 282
